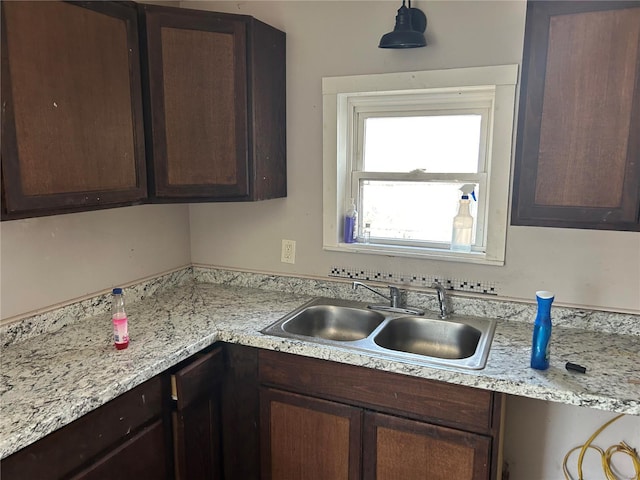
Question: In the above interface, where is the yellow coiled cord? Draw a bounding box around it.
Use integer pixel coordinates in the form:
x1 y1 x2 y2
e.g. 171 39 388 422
563 413 640 480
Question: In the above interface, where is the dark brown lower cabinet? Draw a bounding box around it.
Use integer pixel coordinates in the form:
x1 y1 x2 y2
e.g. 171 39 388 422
259 349 504 480
170 346 224 480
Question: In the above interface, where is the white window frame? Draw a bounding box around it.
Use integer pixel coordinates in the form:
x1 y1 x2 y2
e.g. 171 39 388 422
352 91 492 250
322 65 518 266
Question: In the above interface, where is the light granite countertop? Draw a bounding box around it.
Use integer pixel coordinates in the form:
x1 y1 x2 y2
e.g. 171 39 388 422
1 279 639 459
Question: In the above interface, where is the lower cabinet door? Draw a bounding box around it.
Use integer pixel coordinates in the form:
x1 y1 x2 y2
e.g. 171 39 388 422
171 346 224 480
363 411 492 480
260 387 362 480
70 419 168 480
172 395 222 480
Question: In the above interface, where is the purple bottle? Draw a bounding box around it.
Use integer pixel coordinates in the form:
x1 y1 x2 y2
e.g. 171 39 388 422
343 198 357 243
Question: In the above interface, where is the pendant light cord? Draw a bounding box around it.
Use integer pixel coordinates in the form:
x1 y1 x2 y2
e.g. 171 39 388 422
562 413 640 480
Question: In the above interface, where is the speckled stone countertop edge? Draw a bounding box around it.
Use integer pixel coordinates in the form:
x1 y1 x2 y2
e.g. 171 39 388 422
1 269 638 459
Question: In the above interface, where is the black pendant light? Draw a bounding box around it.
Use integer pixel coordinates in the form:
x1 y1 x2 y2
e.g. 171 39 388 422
378 0 427 49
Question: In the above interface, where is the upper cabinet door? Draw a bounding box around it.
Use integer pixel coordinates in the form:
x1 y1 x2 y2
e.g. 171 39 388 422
141 5 287 202
1 1 147 219
511 1 640 231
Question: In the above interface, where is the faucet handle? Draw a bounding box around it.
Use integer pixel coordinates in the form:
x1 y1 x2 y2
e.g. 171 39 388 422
389 286 398 307
430 281 448 319
388 286 404 308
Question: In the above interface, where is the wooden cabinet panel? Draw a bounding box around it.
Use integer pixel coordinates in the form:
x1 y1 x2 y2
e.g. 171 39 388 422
219 343 261 480
363 412 491 480
170 346 224 480
172 397 222 480
141 4 286 202
172 346 224 410
259 349 494 434
1 1 147 218
142 7 248 199
260 387 362 480
162 28 241 188
70 419 167 480
247 19 287 201
511 1 640 230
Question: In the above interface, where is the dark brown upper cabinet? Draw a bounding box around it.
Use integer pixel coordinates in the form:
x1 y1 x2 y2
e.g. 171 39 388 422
1 2 286 220
511 1 640 231
1 1 147 220
140 4 286 202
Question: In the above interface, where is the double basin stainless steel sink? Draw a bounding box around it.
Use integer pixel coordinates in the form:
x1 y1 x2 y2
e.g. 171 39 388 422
261 297 497 370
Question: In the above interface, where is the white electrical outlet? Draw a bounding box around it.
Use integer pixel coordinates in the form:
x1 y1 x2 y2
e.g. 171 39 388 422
281 239 296 264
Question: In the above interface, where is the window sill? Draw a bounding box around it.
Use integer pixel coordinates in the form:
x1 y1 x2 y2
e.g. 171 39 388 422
326 242 505 266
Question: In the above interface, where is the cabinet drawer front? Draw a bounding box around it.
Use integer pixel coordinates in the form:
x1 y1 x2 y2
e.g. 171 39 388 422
1 376 163 480
172 346 223 410
69 419 167 480
259 350 494 434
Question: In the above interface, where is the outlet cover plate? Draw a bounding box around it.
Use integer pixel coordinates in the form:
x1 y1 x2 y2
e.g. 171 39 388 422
281 239 296 264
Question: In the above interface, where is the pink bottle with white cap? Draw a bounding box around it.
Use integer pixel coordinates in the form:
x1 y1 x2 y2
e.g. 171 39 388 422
112 288 129 350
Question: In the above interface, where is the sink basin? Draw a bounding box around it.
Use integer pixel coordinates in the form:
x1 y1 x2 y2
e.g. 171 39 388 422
261 297 496 370
282 305 385 341
374 317 481 359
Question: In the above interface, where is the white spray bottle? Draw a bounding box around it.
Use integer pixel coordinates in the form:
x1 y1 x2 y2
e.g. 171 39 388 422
451 184 476 252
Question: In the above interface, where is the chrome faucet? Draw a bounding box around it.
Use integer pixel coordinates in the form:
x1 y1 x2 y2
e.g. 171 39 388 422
431 281 449 319
352 281 424 315
352 281 397 305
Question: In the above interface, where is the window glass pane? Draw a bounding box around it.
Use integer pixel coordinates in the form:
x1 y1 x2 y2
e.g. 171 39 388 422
360 181 478 244
363 115 482 173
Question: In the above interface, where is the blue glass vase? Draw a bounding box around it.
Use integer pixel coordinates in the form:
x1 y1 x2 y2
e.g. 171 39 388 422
530 291 554 370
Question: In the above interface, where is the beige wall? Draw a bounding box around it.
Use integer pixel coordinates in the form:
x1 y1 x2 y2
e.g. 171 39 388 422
0 204 191 320
185 0 640 313
505 396 640 480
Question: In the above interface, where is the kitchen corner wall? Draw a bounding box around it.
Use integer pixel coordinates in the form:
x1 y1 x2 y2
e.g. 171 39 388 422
186 0 640 314
0 204 191 321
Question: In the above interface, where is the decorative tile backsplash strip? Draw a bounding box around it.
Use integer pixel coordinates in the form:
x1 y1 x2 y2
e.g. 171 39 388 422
0 267 193 348
329 266 498 295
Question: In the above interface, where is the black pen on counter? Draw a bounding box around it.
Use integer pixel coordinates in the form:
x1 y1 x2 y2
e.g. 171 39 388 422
565 362 587 374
